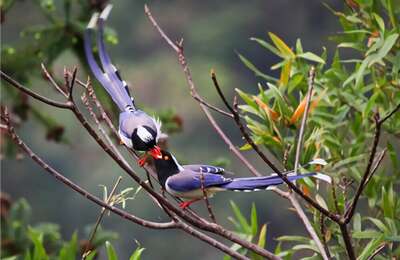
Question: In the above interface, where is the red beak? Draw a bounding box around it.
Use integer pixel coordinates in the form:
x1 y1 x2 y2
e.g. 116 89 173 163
149 146 162 159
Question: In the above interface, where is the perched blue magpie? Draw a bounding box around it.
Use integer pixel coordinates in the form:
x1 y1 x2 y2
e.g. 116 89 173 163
84 5 162 165
153 150 331 209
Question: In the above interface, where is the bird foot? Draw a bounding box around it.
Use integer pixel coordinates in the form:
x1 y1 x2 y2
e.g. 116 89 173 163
179 200 198 209
137 156 147 167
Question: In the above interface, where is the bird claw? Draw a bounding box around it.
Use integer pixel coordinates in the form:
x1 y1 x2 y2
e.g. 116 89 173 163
179 201 191 209
137 156 147 167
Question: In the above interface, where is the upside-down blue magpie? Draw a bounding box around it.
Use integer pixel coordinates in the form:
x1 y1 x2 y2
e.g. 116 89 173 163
84 5 162 165
153 150 331 209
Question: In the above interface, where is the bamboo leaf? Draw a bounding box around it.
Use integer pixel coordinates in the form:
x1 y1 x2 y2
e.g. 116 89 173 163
268 32 295 59
297 52 326 64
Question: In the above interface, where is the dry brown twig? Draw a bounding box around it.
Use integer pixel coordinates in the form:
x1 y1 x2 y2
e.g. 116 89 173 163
200 171 217 223
144 5 334 259
0 69 279 260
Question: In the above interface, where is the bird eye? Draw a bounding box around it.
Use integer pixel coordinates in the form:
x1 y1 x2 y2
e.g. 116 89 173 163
164 155 169 160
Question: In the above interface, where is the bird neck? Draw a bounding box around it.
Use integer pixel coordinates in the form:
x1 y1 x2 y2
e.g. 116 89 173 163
154 155 182 189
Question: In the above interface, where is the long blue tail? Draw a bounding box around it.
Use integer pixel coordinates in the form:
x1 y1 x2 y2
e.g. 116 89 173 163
84 7 134 112
221 173 316 191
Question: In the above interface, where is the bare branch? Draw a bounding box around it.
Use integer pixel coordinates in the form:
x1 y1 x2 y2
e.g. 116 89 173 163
1 108 252 260
4 63 280 259
41 63 68 97
82 176 123 259
1 70 72 109
379 102 400 125
1 110 176 230
68 66 77 99
192 94 234 118
144 6 263 178
213 69 340 223
288 193 329 260
363 149 386 189
339 224 356 260
319 215 332 259
200 171 217 223
345 113 382 222
294 66 315 175
366 243 386 260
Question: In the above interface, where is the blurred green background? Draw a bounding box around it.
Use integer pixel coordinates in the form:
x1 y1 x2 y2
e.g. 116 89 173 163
2 0 343 259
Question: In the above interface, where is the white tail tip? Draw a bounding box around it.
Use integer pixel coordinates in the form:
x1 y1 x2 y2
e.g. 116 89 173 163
100 4 113 20
309 158 328 166
313 173 332 184
87 13 99 29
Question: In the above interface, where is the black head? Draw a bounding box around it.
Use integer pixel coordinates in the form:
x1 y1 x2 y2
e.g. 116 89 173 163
153 150 182 188
131 126 157 151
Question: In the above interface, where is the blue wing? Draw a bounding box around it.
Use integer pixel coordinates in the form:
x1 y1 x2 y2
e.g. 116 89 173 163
183 165 225 174
84 9 134 112
166 172 232 192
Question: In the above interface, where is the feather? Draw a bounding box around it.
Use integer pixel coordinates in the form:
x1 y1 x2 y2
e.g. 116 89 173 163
96 6 134 110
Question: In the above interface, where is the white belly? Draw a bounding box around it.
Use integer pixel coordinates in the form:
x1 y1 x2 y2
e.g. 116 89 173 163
166 185 224 200
118 129 132 148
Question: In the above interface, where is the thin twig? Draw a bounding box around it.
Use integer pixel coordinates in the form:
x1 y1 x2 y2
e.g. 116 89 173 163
294 66 315 176
1 71 72 109
4 66 280 260
379 103 400 124
1 110 250 260
41 63 68 97
200 171 217 223
344 113 381 222
68 72 202 219
331 179 341 214
193 95 234 118
366 243 386 260
282 144 291 171
288 193 329 260
363 149 386 189
1 110 176 229
70 77 279 259
339 224 356 260
319 215 332 259
82 176 123 259
144 6 264 178
212 69 340 222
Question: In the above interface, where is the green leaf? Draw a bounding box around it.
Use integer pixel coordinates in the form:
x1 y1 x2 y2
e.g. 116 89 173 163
258 224 267 248
129 247 145 260
268 32 295 59
59 231 78 260
2 256 19 260
353 213 362 232
250 203 258 236
352 230 382 239
362 91 380 118
229 201 251 234
387 142 398 169
266 83 291 117
382 185 395 218
237 53 277 82
28 228 48 260
368 33 399 68
235 88 257 109
277 235 309 243
372 13 385 32
367 218 389 233
315 194 328 210
357 235 384 260
297 52 325 64
250 37 283 57
85 251 97 260
105 241 118 260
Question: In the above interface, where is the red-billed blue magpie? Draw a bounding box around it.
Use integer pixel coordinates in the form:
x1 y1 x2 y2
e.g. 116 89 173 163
153 150 331 209
84 5 162 165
